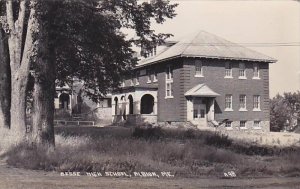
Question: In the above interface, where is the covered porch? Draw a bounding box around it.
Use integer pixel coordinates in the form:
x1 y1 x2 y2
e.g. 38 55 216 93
185 83 220 128
112 86 158 125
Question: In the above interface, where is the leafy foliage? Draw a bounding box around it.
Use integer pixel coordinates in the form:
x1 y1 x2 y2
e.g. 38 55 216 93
44 0 177 102
270 91 300 132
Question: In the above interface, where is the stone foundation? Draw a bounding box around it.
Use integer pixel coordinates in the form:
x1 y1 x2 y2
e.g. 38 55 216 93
216 120 270 132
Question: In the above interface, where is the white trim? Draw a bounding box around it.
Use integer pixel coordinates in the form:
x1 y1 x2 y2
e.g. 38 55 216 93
239 108 248 112
253 108 261 112
195 60 203 77
253 63 260 79
225 108 234 112
195 74 204 78
252 77 261 80
225 62 232 77
224 76 233 79
165 96 174 99
238 76 247 80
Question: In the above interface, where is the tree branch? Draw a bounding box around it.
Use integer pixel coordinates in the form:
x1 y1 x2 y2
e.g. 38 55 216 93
5 0 14 32
16 0 27 65
20 0 37 77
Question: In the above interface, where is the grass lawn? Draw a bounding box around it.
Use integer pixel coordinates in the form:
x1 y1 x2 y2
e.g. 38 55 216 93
1 126 300 178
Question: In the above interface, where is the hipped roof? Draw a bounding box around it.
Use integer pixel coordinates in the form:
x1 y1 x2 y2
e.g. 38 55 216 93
138 31 276 67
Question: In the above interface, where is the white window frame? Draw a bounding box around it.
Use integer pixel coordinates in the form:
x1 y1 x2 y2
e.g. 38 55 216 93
195 60 203 77
239 63 246 79
224 62 232 78
225 121 233 130
166 82 173 98
253 120 261 129
165 65 173 98
253 95 261 111
253 63 260 79
239 94 247 111
240 120 247 129
166 65 173 80
225 94 233 111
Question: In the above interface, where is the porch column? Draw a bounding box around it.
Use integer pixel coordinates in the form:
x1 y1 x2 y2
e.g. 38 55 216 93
186 97 193 121
208 98 215 121
134 101 141 115
153 101 157 115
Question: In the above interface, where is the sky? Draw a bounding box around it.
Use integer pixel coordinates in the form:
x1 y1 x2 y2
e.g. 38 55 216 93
144 0 300 97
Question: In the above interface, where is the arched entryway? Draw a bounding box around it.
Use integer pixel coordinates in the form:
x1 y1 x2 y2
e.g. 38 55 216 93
140 94 154 114
128 95 134 114
59 93 70 109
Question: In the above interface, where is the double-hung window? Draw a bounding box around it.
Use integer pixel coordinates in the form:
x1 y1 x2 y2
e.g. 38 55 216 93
195 60 203 77
225 121 232 129
225 62 232 78
254 120 261 129
165 65 173 98
253 95 261 111
239 95 247 111
225 94 233 111
239 63 246 79
240 121 247 129
253 63 260 79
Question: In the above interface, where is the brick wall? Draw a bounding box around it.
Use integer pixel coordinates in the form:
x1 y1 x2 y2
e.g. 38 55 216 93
182 58 270 128
122 57 271 131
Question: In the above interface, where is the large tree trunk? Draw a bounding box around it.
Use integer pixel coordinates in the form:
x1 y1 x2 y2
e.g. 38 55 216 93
32 47 55 145
31 1 55 145
5 0 37 135
10 73 28 134
0 29 11 128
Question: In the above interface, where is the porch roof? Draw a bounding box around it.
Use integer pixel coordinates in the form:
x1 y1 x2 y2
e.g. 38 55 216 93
185 83 220 97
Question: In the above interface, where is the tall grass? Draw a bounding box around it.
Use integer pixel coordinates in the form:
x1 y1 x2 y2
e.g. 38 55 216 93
1 127 300 178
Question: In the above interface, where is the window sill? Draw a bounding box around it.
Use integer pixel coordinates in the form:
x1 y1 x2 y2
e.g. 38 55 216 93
135 83 139 86
166 79 173 82
240 127 248 130
239 108 248 112
253 108 261 112
153 79 158 83
225 108 234 112
252 77 260 80
238 76 247 80
195 75 204 78
253 127 262 130
165 96 174 99
224 76 233 79
225 127 233 130
147 81 152 84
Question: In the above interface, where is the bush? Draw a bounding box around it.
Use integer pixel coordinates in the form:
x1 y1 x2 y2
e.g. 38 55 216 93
132 127 165 140
204 133 232 147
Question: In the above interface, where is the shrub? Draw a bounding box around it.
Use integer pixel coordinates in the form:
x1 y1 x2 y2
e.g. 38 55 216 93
132 127 164 140
204 133 232 147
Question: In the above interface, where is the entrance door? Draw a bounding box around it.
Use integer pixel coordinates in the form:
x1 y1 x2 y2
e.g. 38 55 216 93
193 103 207 127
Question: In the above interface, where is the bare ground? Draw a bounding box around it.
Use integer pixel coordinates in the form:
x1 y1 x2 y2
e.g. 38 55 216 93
0 161 299 189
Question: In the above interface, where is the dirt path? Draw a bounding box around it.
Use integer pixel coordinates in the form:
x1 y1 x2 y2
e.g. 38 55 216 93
0 162 299 189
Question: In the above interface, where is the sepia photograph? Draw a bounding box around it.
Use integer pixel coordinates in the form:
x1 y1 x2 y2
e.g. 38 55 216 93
0 0 299 188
